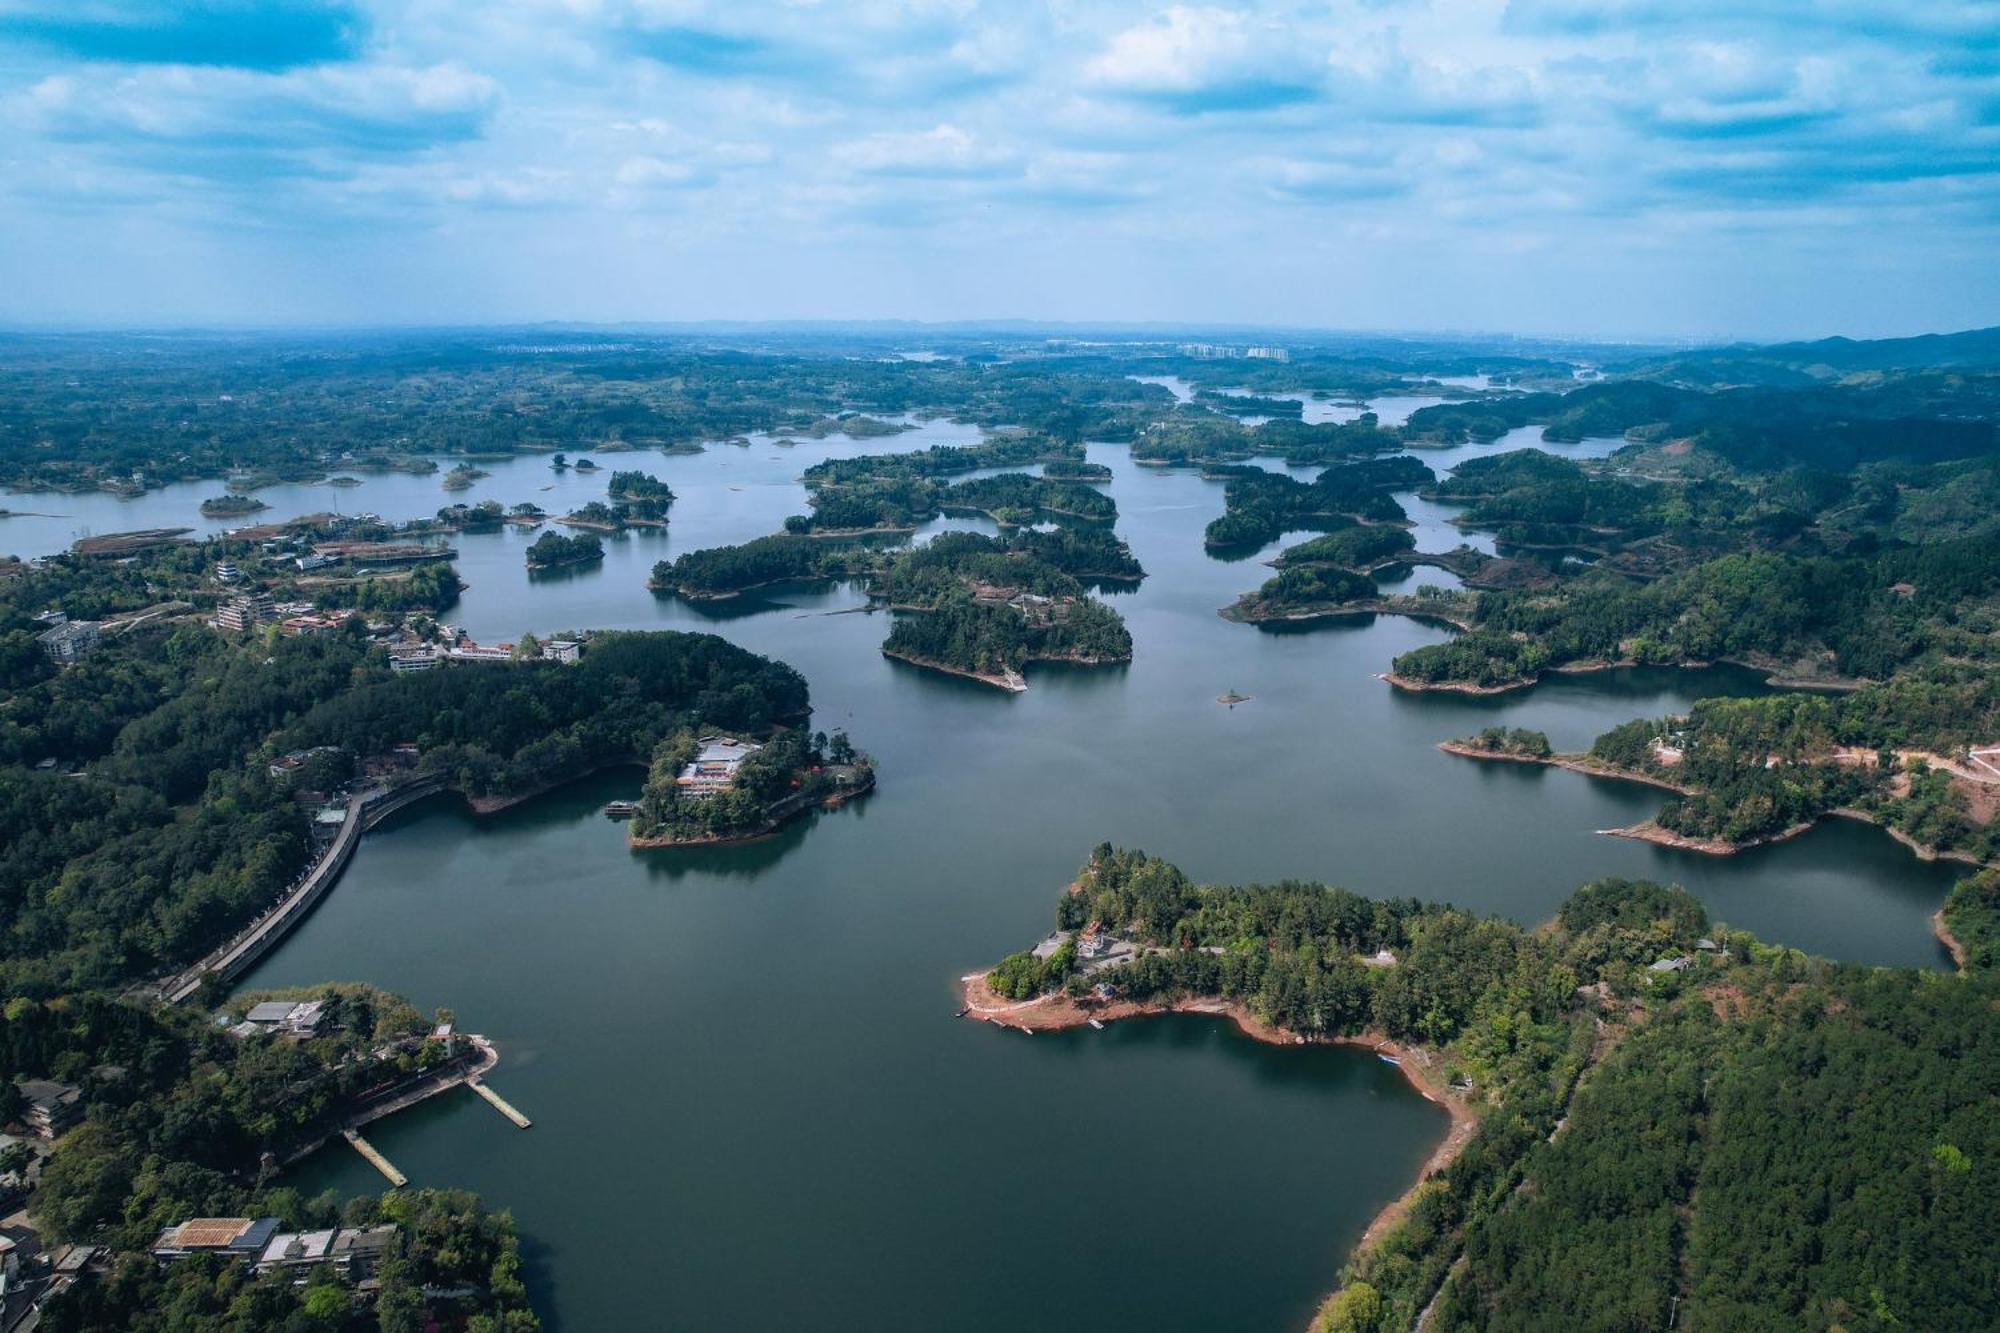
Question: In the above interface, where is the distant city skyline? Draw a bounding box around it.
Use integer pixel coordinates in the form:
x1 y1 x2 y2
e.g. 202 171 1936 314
2 1 1995 340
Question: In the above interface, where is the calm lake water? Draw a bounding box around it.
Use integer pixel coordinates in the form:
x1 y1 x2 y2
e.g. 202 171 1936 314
6 406 1964 1332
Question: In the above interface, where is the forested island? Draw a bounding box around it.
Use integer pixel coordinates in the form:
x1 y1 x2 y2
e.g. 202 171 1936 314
645 435 1145 690
627 727 872 846
605 470 675 521
525 529 603 570
968 845 2000 1333
199 493 268 517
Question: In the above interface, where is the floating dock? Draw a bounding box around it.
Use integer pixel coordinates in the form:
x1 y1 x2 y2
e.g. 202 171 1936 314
342 1129 407 1186
469 1078 533 1129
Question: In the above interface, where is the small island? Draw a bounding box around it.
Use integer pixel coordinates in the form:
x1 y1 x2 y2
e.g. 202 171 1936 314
882 587 1132 691
1441 726 1553 761
526 529 604 570
560 499 630 532
628 728 872 847
200 492 269 517
606 470 676 522
1220 566 1378 623
443 462 490 491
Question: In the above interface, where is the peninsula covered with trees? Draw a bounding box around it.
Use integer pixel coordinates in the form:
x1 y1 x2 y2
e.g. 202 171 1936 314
968 846 2000 1333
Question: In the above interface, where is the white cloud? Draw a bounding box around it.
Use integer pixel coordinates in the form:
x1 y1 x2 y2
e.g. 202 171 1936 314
833 122 1013 176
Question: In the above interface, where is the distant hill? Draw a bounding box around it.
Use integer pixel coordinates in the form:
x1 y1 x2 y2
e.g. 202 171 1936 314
1623 325 2000 386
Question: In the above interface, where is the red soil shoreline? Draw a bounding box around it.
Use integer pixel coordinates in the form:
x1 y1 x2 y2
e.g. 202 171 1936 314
958 972 1478 1299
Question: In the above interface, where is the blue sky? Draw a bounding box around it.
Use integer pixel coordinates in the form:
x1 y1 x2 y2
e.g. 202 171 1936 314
1 0 1996 338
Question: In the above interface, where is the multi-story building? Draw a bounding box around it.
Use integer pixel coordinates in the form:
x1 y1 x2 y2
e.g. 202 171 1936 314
215 592 276 633
35 620 100 663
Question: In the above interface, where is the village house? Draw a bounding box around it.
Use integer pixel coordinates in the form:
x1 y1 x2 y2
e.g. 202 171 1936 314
236 999 327 1039
542 639 581 663
13 1080 81 1140
677 737 761 795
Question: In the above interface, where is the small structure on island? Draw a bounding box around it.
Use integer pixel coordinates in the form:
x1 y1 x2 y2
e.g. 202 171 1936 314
1077 920 1112 959
1648 955 1694 975
237 1000 326 1039
677 736 762 796
1362 948 1398 968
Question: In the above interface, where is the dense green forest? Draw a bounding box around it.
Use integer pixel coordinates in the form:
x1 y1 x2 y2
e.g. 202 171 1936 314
1273 524 1417 570
649 532 841 598
605 470 675 518
990 847 2000 1333
884 589 1132 678
1577 684 2000 857
1205 456 1429 549
1942 869 2000 973
1391 537 2000 689
1223 565 1378 622
524 529 603 569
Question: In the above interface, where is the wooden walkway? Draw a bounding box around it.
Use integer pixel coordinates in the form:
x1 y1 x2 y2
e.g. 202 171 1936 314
469 1078 533 1128
342 1129 407 1186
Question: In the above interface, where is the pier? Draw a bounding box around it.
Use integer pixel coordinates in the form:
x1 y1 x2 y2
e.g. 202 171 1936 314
342 1129 407 1186
469 1078 533 1128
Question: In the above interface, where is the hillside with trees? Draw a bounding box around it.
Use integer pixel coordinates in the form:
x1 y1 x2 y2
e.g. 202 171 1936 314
984 846 2000 1333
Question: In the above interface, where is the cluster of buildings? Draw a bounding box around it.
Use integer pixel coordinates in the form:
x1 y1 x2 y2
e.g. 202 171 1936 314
676 736 762 795
221 999 327 1040
1176 343 1291 362
1032 921 1137 973
32 612 99 664
150 1217 397 1285
388 633 582 673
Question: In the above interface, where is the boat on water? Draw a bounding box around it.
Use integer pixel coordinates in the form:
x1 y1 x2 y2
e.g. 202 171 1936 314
602 800 641 819
1378 1053 1402 1065
1088 1019 1105 1030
